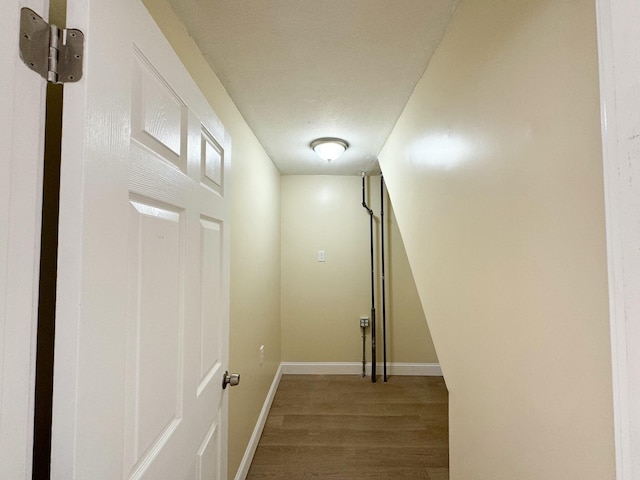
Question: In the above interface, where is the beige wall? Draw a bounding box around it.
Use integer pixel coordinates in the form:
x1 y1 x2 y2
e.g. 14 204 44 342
378 0 615 478
387 202 438 363
142 1 282 478
281 175 437 364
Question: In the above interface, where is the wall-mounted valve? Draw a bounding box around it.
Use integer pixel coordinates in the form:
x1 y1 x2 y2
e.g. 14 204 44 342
360 316 369 377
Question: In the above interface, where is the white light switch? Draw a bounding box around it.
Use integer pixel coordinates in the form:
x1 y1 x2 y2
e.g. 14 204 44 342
318 250 326 262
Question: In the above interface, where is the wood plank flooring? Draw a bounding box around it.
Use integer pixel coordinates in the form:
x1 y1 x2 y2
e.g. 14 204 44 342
246 374 449 479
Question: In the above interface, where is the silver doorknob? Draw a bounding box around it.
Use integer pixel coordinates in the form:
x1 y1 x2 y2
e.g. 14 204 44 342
222 371 240 389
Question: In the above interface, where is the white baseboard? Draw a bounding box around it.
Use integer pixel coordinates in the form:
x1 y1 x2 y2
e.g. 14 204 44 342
233 364 283 480
280 362 442 376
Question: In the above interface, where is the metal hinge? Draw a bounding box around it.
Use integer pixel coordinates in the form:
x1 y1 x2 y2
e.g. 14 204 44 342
19 7 84 84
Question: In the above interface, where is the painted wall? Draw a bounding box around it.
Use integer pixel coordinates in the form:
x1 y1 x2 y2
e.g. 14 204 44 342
387 197 438 364
142 1 282 478
378 0 615 479
281 175 437 365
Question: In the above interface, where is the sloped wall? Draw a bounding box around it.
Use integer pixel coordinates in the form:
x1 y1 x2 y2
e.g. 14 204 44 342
378 0 615 478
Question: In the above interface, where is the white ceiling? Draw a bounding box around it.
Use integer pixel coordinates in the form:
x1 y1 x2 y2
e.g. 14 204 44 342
168 0 459 175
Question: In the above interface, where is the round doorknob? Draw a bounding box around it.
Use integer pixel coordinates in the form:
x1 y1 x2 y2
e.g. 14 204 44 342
222 371 240 389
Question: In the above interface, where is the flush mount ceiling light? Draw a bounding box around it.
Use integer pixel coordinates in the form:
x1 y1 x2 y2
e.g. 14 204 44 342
310 137 349 162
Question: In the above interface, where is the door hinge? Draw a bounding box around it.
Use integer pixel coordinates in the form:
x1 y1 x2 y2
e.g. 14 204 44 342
19 7 84 84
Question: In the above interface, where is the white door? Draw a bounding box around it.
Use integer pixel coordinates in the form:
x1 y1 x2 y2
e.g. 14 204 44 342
51 0 231 478
0 1 48 478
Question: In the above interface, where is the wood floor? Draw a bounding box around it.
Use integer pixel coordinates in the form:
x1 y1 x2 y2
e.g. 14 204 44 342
246 374 449 480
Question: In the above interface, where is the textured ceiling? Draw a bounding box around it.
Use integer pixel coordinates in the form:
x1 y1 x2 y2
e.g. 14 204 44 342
168 0 459 175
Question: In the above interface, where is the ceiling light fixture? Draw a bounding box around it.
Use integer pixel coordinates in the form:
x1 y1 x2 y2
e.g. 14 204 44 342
310 137 349 162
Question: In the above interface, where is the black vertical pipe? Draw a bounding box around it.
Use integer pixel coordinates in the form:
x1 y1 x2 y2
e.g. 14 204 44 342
369 211 376 383
361 173 376 383
33 83 63 480
381 175 387 382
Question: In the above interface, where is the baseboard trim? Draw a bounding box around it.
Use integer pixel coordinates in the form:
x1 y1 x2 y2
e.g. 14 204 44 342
280 362 442 376
233 364 283 480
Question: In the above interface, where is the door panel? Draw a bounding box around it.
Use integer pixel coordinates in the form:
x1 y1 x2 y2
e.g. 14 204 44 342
0 1 48 478
199 217 223 386
128 200 182 462
196 422 221 480
131 53 186 171
52 0 231 478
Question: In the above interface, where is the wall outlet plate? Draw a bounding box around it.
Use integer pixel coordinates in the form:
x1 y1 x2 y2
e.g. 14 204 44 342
360 316 369 327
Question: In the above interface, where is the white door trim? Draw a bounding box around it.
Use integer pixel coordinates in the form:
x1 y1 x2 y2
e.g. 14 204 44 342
596 1 640 478
0 1 48 478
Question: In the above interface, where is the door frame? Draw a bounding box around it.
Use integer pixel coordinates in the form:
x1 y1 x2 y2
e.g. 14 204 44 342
0 1 48 478
596 0 640 479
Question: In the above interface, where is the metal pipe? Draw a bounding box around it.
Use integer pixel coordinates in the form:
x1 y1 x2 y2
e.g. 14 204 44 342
381 175 387 382
361 172 376 383
361 323 366 377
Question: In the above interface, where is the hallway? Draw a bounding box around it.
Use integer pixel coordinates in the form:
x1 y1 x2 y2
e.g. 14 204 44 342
246 375 449 479
2 0 631 477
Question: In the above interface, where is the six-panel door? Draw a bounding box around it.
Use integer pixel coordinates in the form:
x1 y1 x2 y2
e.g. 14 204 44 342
52 0 231 478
